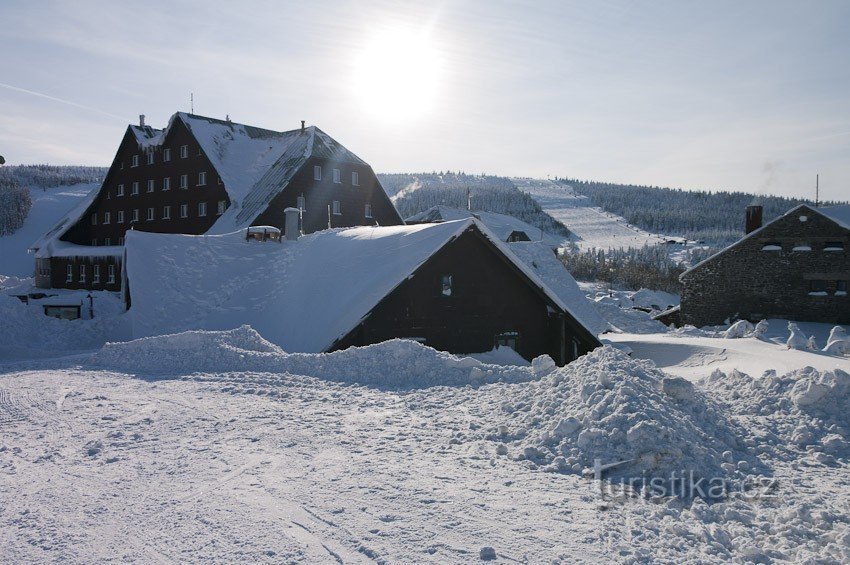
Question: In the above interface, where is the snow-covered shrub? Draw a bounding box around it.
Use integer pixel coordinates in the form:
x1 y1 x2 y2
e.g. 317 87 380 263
0 178 32 235
723 320 754 339
786 322 808 350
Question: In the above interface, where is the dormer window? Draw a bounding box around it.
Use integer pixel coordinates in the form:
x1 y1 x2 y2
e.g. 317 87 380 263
352 171 359 186
314 165 322 181
163 148 171 162
131 155 139 167
333 168 341 184
146 152 154 165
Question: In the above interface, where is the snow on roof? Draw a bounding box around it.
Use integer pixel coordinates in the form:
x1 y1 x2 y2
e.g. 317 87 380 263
28 184 100 253
125 219 598 353
406 206 565 246
818 204 850 230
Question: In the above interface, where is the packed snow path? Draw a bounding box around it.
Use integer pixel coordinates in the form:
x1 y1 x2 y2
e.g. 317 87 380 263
514 179 667 250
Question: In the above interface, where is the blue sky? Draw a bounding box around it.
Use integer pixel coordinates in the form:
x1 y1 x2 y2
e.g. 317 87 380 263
1 0 848 199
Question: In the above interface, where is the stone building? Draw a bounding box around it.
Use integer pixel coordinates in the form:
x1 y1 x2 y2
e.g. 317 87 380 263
680 203 850 326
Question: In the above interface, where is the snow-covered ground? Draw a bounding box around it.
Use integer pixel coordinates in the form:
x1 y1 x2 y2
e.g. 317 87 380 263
514 178 669 250
0 184 96 277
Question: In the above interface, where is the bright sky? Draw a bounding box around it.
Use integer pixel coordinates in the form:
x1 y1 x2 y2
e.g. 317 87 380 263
1 0 848 199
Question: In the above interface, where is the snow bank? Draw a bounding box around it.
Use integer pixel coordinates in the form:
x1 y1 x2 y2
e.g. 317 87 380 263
703 366 850 462
488 346 760 490
90 326 538 388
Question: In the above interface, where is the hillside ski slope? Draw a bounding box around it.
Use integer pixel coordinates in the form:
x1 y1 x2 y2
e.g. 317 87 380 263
514 178 668 250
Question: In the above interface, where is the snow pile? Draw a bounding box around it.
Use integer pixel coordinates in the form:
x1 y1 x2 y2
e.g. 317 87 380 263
91 326 538 388
489 346 760 489
786 322 809 350
591 295 669 333
723 319 754 339
703 366 850 462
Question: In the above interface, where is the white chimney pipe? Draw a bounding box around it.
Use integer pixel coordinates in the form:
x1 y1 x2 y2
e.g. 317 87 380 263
284 207 301 241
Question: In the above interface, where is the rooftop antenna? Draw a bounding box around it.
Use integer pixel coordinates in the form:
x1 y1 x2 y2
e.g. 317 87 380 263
190 92 194 115
815 174 819 207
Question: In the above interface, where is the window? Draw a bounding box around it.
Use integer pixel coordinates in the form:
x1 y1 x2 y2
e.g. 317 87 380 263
163 205 171 220
809 280 828 294
163 148 171 162
217 200 226 215
495 332 520 351
180 203 188 218
79 265 86 283
91 213 97 225
147 207 155 221
132 182 139 195
837 281 848 294
761 242 781 251
198 202 207 217
332 200 341 215
198 171 207 186
180 144 188 159
117 210 124 224
352 171 359 186
441 275 453 297
792 242 811 252
131 154 139 167
104 237 111 246
297 195 306 211
117 183 124 197
146 152 154 165
118 237 125 246
108 264 116 284
92 238 98 246
365 203 373 218
66 265 73 283
103 211 111 225
132 209 139 223
163 177 171 191
314 165 322 180
333 168 341 183
197 146 203 156
147 179 155 193
180 174 188 189
824 241 845 251
93 265 100 284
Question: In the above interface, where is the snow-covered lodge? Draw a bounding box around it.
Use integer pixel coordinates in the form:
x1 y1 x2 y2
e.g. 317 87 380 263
680 203 850 326
30 112 602 364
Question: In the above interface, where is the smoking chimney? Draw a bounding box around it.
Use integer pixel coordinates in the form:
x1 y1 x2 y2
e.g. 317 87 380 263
139 114 145 127
300 120 305 133
745 204 763 234
284 207 301 241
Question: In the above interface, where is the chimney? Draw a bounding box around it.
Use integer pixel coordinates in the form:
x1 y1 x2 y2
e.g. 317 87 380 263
284 207 301 241
139 114 145 127
226 114 231 123
745 204 763 234
300 120 305 133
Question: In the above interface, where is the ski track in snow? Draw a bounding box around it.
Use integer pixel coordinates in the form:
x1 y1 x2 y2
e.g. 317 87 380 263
514 179 668 250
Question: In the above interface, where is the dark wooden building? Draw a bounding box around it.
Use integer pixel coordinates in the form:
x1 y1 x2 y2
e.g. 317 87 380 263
126 218 602 365
31 112 403 291
680 204 850 326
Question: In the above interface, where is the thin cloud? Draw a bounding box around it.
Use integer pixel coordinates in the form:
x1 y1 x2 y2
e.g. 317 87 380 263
0 82 127 122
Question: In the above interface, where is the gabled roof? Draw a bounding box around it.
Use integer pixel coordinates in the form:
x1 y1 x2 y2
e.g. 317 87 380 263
125 219 600 353
129 112 369 233
681 203 850 279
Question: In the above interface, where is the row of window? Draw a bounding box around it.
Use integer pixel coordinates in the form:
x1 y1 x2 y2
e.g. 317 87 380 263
91 201 227 229
808 280 848 296
112 172 212 198
762 241 845 252
314 165 359 187
327 200 372 218
66 263 117 285
127 145 196 168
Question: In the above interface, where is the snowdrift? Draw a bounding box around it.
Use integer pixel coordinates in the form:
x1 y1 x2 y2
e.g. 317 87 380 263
91 326 539 388
489 347 762 489
703 366 850 462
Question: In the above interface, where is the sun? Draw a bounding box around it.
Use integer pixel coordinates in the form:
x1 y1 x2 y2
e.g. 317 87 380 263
352 28 442 123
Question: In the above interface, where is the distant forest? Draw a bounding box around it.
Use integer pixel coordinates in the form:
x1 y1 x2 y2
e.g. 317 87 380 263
558 178 842 245
379 172 571 238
